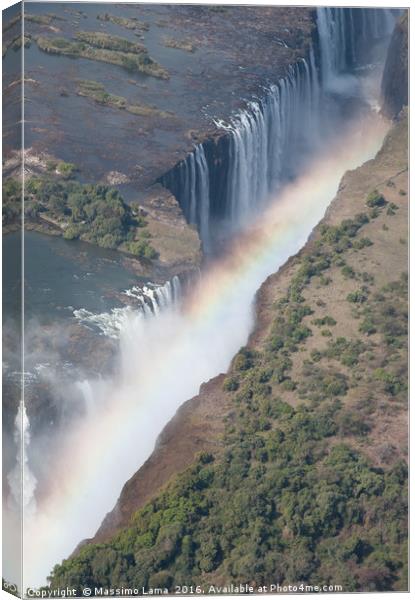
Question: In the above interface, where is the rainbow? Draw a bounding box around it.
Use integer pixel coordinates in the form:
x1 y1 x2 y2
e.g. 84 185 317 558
7 113 388 591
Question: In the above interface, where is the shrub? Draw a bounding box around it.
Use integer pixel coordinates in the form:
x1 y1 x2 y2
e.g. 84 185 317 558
125 240 157 259
281 379 296 391
338 411 371 436
361 272 374 284
100 233 120 249
313 315 336 327
223 377 239 392
347 289 368 304
359 317 377 336
63 224 83 240
56 162 77 178
366 190 386 208
3 177 21 199
319 276 332 286
341 265 355 279
233 348 256 372
310 350 322 362
323 373 349 396
373 369 406 396
46 159 58 171
353 237 373 250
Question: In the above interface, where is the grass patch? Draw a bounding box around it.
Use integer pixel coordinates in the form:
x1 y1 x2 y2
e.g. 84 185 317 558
163 37 197 52
97 13 150 31
76 79 173 119
36 35 169 79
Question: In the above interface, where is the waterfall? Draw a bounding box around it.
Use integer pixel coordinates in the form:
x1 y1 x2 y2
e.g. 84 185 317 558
73 275 182 339
220 51 320 226
159 7 398 254
161 49 320 250
7 402 37 517
316 7 398 89
122 275 181 315
165 145 211 252
76 381 96 416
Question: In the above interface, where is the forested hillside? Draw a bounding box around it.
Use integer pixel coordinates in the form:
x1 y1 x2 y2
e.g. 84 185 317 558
47 114 408 593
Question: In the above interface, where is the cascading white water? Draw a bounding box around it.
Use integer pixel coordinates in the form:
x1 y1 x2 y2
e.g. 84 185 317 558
316 7 398 89
7 402 37 517
76 381 96 416
162 48 320 250
194 146 211 251
73 275 182 338
161 7 398 253
219 50 320 231
170 145 211 252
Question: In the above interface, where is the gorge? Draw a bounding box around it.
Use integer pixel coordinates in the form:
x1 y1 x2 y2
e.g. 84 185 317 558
2 4 408 595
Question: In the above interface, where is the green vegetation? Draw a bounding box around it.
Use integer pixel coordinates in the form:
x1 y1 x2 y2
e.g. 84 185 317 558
56 161 78 178
76 80 172 119
36 34 169 79
77 79 128 109
97 13 150 32
76 31 146 55
312 315 336 327
163 37 197 53
49 409 407 592
358 273 407 348
2 177 22 226
47 193 408 592
20 175 157 259
25 13 54 25
374 368 406 397
366 190 386 208
347 288 369 304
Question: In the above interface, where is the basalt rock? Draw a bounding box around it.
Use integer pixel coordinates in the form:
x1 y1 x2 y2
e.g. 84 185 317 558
381 13 408 119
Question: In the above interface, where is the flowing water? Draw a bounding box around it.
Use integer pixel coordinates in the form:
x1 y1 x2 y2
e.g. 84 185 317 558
160 7 398 252
3 7 398 592
161 51 321 251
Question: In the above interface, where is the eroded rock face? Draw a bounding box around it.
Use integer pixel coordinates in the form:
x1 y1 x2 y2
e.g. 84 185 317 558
138 184 202 273
381 13 408 119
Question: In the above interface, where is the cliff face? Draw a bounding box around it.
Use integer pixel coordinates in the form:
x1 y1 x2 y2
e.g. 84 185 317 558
57 114 408 593
381 13 408 119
